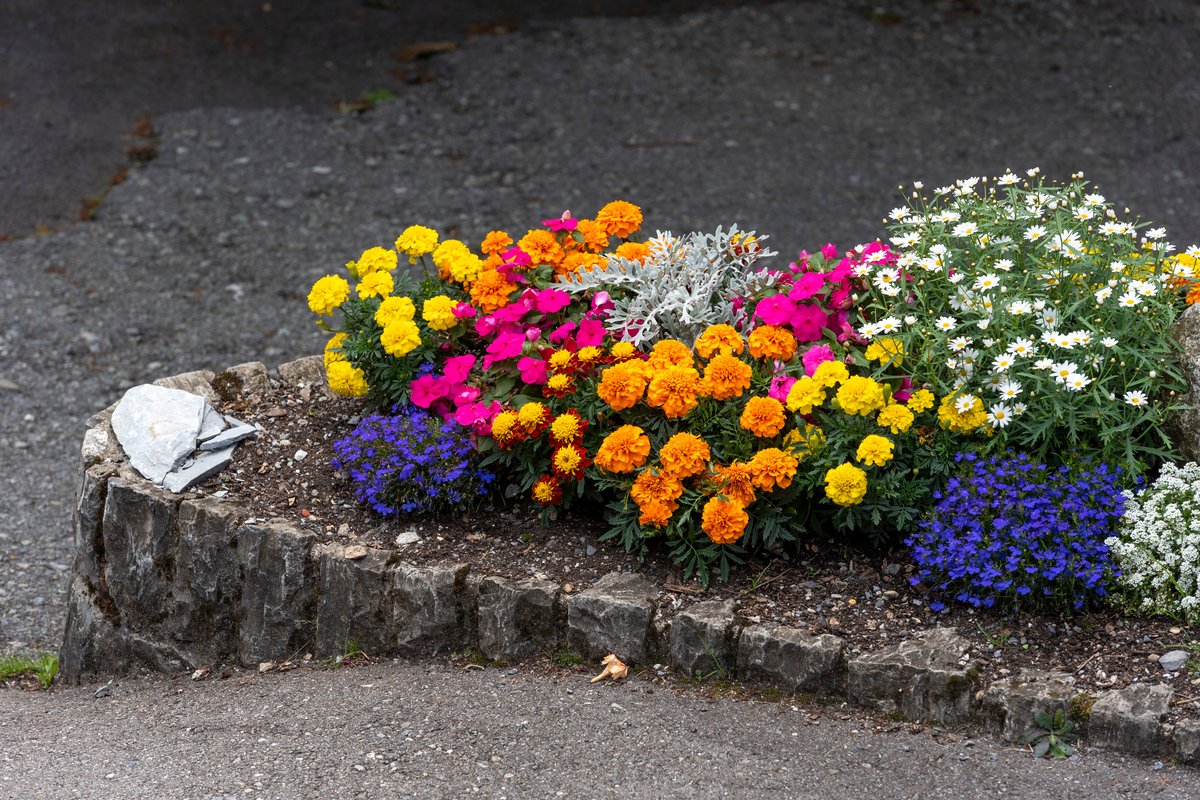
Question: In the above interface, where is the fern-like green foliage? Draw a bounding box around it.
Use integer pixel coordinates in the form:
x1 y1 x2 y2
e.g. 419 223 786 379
559 226 781 347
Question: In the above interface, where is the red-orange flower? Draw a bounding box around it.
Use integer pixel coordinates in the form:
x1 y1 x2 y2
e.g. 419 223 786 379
695 324 745 359
748 447 799 492
646 365 700 418
518 229 565 268
548 410 588 447
710 462 756 506
480 230 513 256
469 269 518 313
551 443 591 480
596 360 651 411
647 339 694 370
490 410 524 450
531 475 563 506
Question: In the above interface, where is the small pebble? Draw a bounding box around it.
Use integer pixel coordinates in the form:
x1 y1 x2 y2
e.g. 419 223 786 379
294 449 308 461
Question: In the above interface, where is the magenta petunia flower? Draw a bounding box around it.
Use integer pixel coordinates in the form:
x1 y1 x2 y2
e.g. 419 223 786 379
790 303 827 342
517 356 548 385
801 343 836 376
453 301 477 319
534 288 571 314
448 383 481 406
541 211 578 232
409 374 449 408
576 318 607 347
755 294 797 327
821 242 839 259
788 271 826 302
483 331 526 368
547 321 577 344
590 290 614 317
442 354 476 384
768 374 797 402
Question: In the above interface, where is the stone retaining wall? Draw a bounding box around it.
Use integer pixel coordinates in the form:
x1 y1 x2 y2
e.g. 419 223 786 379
59 358 1200 766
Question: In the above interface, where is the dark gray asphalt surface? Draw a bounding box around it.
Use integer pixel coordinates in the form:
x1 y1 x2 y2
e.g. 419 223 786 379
3 0 1200 794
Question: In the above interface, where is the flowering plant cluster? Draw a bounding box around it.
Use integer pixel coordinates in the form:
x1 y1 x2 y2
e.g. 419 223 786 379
1107 461 1200 622
330 406 494 516
307 173 1197 588
907 452 1125 612
853 171 1191 472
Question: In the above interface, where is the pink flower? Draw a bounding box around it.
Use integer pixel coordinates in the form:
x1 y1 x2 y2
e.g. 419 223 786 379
449 383 481 406
502 247 532 269
534 288 571 314
475 315 497 337
755 294 797 326
893 377 914 403
453 400 501 435
542 211 578 232
453 302 477 319
821 242 839 260
410 375 449 408
483 331 526 368
788 271 826 302
442 355 476 384
768 374 797 402
790 303 827 342
576 318 607 347
518 356 548 385
548 321 577 344
590 290 614 317
801 344 835 376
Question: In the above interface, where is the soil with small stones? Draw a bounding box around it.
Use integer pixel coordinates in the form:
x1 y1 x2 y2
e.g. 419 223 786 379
203 377 1200 723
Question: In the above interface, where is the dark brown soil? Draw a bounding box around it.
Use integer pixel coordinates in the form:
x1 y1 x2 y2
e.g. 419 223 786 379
204 380 1200 724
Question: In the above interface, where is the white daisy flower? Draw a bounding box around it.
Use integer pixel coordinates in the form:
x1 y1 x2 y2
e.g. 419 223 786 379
1033 357 1055 371
954 393 978 413
1048 230 1084 259
896 253 919 269
1101 336 1118 348
1099 221 1123 236
918 256 941 272
1008 300 1033 315
1118 292 1142 308
1038 308 1059 328
912 181 924 190
1065 373 1092 391
992 354 1015 372
891 232 921 248
932 210 961 224
934 186 955 196
1116 222 1136 236
865 249 889 263
1074 207 1095 221
1130 279 1156 297
973 273 1001 291
858 321 883 339
997 379 1023 399
949 336 972 352
1068 330 1092 346
988 403 1013 428
1026 167 1041 177
889 207 911 221
1094 287 1113 304
947 272 967 285
1040 329 1060 346
935 316 958 331
1024 225 1047 242
1006 338 1035 356
904 315 918 326
997 172 1019 186
1052 361 1079 383
878 316 902 333
952 221 979 238
1186 245 1200 258
976 317 991 331
1084 193 1106 207
994 258 1014 272
1146 227 1167 240
1124 390 1148 407
1012 401 1029 415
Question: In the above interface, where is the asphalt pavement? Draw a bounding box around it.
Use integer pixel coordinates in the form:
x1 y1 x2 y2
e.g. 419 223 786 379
2 0 1200 795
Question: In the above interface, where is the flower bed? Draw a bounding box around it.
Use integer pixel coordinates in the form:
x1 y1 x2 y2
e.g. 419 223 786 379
309 171 1200 621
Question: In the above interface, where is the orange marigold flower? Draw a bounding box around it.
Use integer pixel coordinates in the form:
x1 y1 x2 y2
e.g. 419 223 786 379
710 462 756 506
1187 283 1200 305
518 229 565 268
700 353 752 400
646 365 701 419
531 475 563 506
631 469 685 507
740 396 787 438
551 443 591 480
574 218 610 253
594 425 652 474
695 324 745 359
596 200 643 239
747 325 798 361
637 500 676 529
549 410 588 447
596 360 651 410
480 230 513 256
490 410 524 449
557 251 601 277
658 432 711 479
469 269 518 313
647 339 693 370
701 497 749 545
615 241 650 263
749 447 799 492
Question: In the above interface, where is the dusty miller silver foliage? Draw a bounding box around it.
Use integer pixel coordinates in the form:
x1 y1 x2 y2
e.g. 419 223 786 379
559 226 781 347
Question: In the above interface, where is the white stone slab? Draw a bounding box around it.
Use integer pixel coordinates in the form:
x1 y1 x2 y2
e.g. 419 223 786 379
111 384 208 484
197 406 227 442
163 445 237 494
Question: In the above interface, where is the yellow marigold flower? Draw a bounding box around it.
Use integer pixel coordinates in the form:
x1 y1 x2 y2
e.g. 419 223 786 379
659 432 711 479
356 269 393 300
490 410 523 449
448 252 484 286
700 353 752 400
531 475 561 506
937 393 988 434
907 389 935 413
647 339 693 370
812 360 849 388
380 319 421 357
824 463 868 506
469 269 518 313
646 365 701 419
637 500 675 529
695 324 745 359
576 346 603 364
480 230 513 256
785 377 826 415
395 225 439 263
596 200 643 239
307 274 350 316
701 497 749 545
375 295 416 328
877 403 914 434
547 350 574 373
323 333 348 369
326 360 368 397
574 218 610 253
545 372 575 395
422 295 459 331
711 462 756 506
551 443 589 480
748 447 799 492
864 337 904 365
836 376 887 416
517 401 551 433
432 239 472 280
594 425 651 474
610 341 640 361
353 246 399 277
518 229 565 268
740 396 787 438
597 360 651 411
747 325 797 361
631 469 685 507
615 241 650 263
855 434 895 467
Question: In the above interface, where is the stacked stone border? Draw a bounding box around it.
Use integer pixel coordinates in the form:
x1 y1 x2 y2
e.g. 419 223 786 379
60 358 1200 766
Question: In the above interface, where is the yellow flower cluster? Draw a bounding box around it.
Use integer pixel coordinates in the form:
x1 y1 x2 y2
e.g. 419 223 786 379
855 434 894 467
876 403 914 434
937 393 988 433
824 463 868 506
836 376 887 416
395 225 439 263
864 337 904 365
326 360 368 397
422 295 459 331
307 275 350 316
